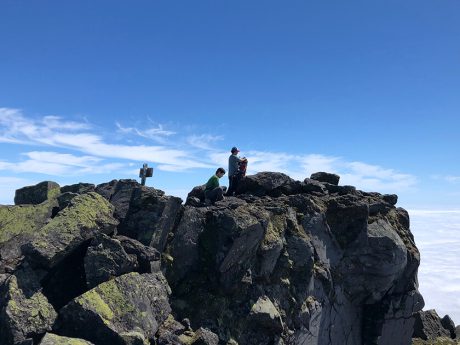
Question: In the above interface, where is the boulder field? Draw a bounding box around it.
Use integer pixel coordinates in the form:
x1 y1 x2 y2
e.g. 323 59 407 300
0 172 456 344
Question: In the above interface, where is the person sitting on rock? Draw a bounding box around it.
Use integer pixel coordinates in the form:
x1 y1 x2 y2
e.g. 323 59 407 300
226 146 247 196
205 167 226 205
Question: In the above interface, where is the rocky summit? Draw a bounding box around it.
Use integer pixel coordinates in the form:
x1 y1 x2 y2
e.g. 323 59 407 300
0 172 456 345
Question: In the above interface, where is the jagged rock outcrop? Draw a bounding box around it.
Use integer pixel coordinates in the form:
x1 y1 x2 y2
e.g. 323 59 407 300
441 315 457 339
95 179 182 251
1 171 454 345
166 172 425 345
413 309 451 340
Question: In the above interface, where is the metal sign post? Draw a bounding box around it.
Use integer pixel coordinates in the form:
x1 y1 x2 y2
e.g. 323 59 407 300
139 163 153 186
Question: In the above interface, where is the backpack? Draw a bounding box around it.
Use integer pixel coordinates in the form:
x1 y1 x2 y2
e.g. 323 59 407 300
238 158 248 177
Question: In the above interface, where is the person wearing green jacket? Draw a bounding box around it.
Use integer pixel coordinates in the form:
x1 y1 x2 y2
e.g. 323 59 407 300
205 167 226 204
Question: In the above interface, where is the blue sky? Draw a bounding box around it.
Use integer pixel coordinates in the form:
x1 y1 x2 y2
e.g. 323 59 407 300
1 0 459 322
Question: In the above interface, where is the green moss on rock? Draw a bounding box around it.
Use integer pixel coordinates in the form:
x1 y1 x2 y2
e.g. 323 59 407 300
25 192 118 267
75 276 135 325
39 333 95 345
40 192 117 236
0 196 58 244
1 275 57 343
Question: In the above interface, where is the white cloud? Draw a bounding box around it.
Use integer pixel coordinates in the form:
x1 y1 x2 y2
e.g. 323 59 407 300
0 108 208 170
445 175 460 183
187 134 224 151
431 175 460 183
0 151 125 176
42 115 91 131
116 121 176 144
0 107 418 191
25 151 102 166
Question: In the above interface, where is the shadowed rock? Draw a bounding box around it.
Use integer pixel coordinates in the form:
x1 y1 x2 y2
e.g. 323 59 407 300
14 181 60 205
310 172 340 185
441 314 456 339
61 183 95 195
84 234 138 289
0 192 59 272
302 178 327 194
237 171 302 197
97 180 183 250
0 266 57 345
249 296 283 332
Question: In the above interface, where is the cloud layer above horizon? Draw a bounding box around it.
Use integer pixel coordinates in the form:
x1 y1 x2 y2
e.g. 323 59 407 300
0 107 419 202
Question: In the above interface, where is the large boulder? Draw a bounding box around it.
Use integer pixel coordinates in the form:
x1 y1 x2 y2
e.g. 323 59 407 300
340 219 407 302
84 234 138 289
248 296 283 332
310 172 340 185
190 327 219 345
166 206 209 286
0 267 57 345
100 180 183 250
14 181 60 205
55 272 171 345
0 193 59 272
23 192 118 269
325 194 369 249
237 172 302 197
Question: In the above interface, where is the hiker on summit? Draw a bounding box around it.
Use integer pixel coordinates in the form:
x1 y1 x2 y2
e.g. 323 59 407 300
226 146 247 196
205 167 226 205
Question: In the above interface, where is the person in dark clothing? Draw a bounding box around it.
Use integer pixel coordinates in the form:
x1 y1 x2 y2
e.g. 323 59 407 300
205 167 226 204
226 146 246 196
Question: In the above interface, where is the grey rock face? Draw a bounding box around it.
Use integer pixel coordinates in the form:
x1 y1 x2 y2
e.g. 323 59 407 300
14 181 60 205
166 206 208 285
166 172 423 345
